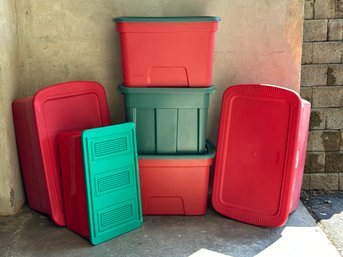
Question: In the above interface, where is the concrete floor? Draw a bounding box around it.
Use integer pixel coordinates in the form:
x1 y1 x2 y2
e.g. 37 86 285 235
302 191 343 256
0 202 340 257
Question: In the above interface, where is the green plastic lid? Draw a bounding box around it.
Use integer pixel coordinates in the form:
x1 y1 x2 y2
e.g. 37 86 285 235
113 16 221 23
82 123 142 245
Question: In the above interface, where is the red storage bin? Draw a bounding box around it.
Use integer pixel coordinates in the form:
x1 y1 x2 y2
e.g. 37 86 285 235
58 131 89 238
289 100 311 213
12 81 110 226
211 84 311 227
138 142 215 215
114 16 220 87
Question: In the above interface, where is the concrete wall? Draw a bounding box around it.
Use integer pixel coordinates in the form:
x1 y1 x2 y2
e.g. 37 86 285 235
0 0 25 215
1 0 304 214
301 0 343 190
15 0 304 143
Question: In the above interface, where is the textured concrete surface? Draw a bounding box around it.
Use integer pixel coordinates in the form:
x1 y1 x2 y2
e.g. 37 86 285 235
302 191 343 256
14 0 305 144
301 64 328 86
310 174 340 191
0 203 340 257
303 19 328 42
0 0 25 215
328 19 343 41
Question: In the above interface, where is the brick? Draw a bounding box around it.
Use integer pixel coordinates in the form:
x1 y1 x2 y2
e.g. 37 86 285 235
307 130 341 151
322 131 341 150
314 0 336 18
300 87 313 103
328 19 343 40
310 173 339 190
312 42 343 63
304 0 315 19
325 152 343 172
313 86 343 107
326 108 343 129
302 174 311 190
340 173 343 190
336 0 343 17
314 0 343 18
303 20 328 42
307 131 322 151
327 64 343 85
310 108 326 129
301 65 327 86
305 152 325 173
302 43 313 64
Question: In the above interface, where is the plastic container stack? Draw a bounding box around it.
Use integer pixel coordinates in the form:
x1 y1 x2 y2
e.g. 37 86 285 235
114 16 220 215
11 16 312 250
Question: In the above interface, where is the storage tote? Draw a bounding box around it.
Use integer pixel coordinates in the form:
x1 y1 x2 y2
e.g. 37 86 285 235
119 85 215 154
114 16 220 87
12 81 110 226
138 141 215 215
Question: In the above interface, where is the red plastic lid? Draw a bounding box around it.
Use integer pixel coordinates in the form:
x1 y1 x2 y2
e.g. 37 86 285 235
212 84 302 227
33 81 110 226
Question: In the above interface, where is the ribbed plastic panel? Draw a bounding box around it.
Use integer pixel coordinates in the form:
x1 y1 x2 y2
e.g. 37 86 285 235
96 171 130 193
82 123 143 245
94 137 128 157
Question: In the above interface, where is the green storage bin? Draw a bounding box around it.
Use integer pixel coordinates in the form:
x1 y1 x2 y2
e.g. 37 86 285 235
82 123 143 245
119 85 215 154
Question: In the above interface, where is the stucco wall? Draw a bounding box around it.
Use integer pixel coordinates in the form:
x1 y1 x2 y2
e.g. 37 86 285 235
15 0 304 143
1 0 304 214
0 0 25 215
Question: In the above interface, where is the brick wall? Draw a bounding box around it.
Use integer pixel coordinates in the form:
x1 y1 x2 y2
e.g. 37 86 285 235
301 0 343 190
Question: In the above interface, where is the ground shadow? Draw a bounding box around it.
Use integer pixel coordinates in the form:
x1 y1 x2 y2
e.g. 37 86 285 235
301 190 343 221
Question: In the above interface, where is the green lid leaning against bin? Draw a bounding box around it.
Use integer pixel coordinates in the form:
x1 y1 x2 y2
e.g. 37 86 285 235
82 123 143 245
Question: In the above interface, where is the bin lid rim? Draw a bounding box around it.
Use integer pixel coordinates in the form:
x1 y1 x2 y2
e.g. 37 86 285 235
138 141 215 160
118 85 216 94
113 16 221 22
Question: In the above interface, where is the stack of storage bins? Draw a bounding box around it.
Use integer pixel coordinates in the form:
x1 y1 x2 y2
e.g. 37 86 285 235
114 16 220 215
